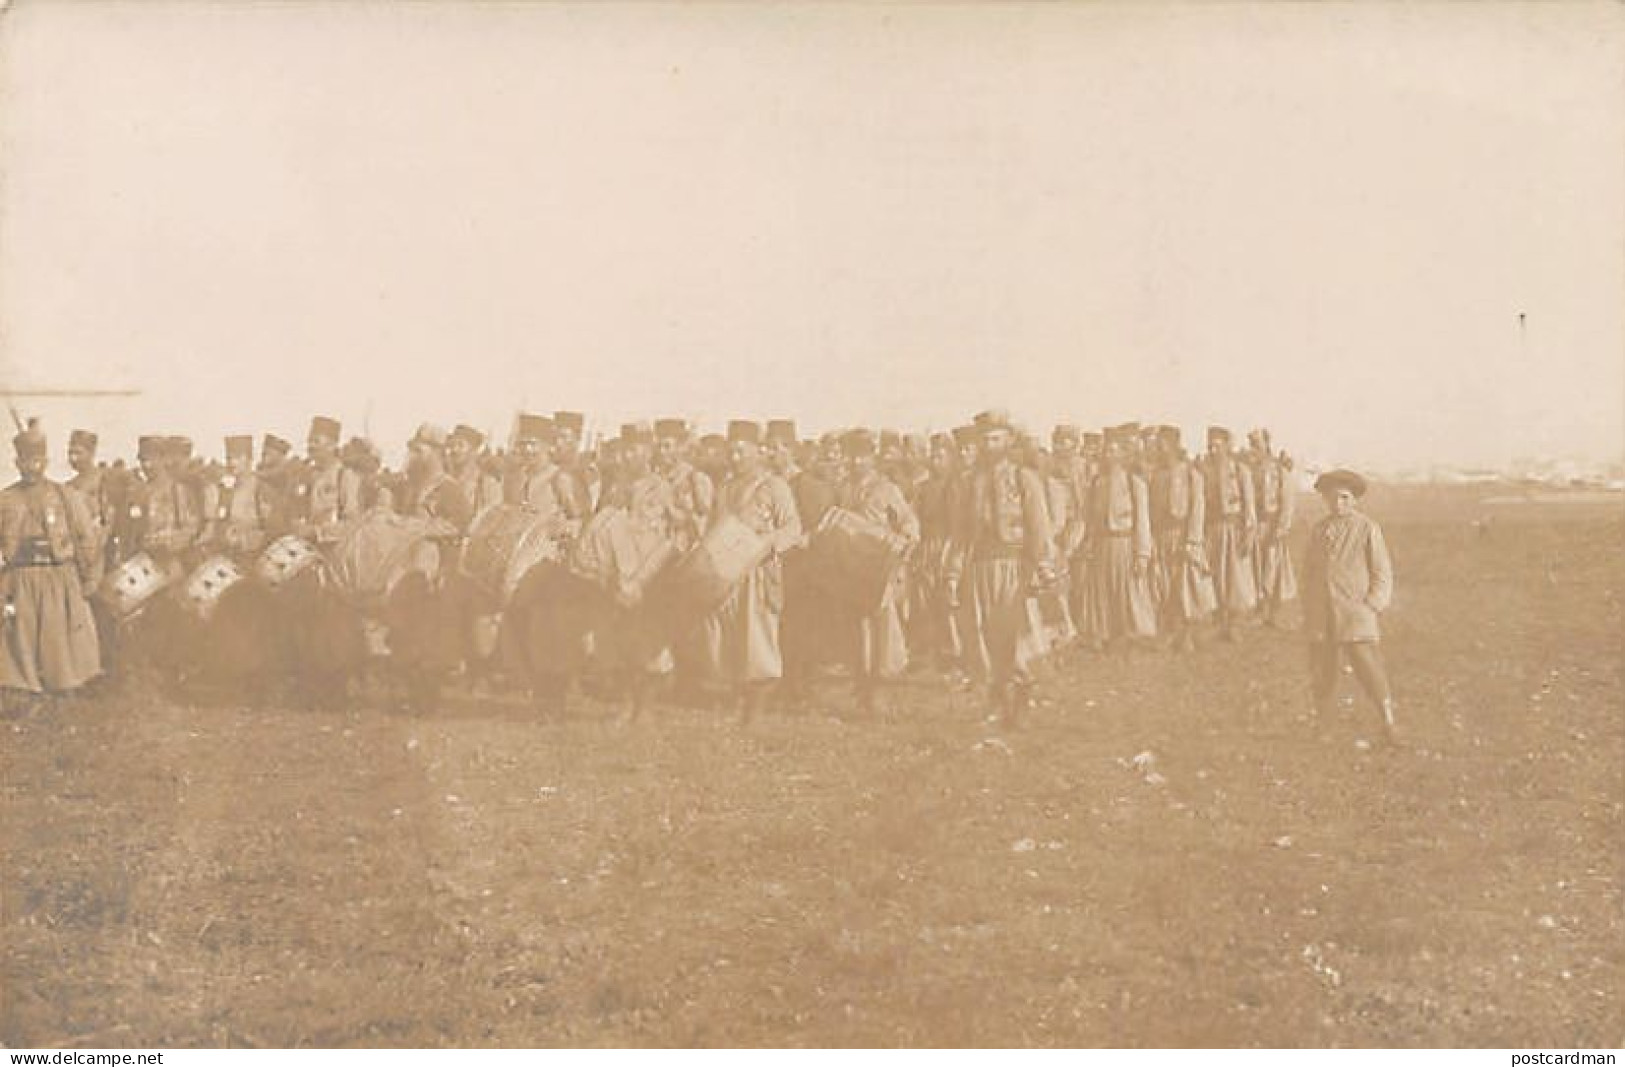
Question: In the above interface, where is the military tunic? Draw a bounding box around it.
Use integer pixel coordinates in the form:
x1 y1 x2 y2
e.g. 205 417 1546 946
1202 452 1260 617
295 460 364 543
1250 454 1299 613
1149 459 1217 625
954 459 1055 688
202 472 272 556
1084 463 1158 641
140 472 203 563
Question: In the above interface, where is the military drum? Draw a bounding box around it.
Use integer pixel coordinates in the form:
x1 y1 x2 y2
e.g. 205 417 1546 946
649 513 769 618
807 506 909 615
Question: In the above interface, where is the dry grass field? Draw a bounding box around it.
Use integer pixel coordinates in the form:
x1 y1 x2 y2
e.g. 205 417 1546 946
3 487 1621 1047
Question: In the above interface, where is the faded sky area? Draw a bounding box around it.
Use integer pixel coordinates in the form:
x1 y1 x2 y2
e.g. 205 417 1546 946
1 1 1622 472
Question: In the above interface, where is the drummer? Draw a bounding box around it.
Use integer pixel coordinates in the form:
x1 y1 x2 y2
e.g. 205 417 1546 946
702 419 803 723
654 418 713 554
201 435 271 557
836 429 920 715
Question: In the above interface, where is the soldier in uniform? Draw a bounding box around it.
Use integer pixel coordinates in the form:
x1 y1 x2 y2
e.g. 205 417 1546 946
777 430 842 707
951 411 1057 725
764 420 799 483
201 436 272 557
65 430 113 567
108 435 161 566
551 410 593 519
502 414 571 522
702 420 803 722
293 416 364 545
446 424 503 522
566 424 678 720
695 432 731 491
0 422 103 699
942 424 981 684
1200 426 1260 641
652 419 714 697
654 418 714 553
1303 469 1397 744
255 433 298 538
1248 428 1298 627
910 431 963 672
143 436 204 567
836 429 920 714
1083 424 1157 650
1148 426 1216 651
402 424 472 532
1050 425 1093 642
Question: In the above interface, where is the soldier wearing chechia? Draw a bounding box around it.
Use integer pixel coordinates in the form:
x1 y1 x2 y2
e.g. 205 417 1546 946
653 418 714 553
502 414 572 527
201 436 272 557
1083 424 1158 649
0 421 104 698
764 420 800 484
1049 425 1092 640
950 410 1057 725
1148 426 1216 651
142 436 204 566
254 433 298 539
910 431 963 672
1202 425 1261 639
836 429 921 714
1201 425 1259 641
1247 428 1298 627
65 430 115 567
700 420 803 722
292 416 364 545
567 424 677 719
446 424 503 525
399 424 472 533
550 410 593 521
942 423 981 684
775 430 843 707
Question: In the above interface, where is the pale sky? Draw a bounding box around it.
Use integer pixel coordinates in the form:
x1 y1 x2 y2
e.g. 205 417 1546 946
2 1 1622 471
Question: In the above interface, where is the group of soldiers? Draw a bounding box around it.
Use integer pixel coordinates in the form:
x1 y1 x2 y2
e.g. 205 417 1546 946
1 408 1303 723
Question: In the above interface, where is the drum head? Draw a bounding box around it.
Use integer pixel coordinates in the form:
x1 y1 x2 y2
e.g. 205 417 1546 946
184 556 246 620
257 535 320 588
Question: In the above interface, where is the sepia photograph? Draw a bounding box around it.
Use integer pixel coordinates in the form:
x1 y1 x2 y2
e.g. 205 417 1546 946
0 0 1621 1051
